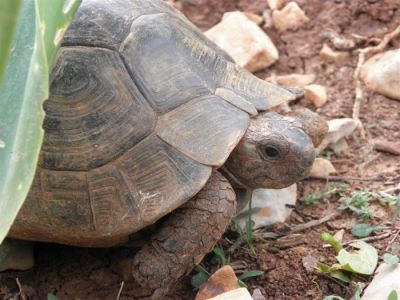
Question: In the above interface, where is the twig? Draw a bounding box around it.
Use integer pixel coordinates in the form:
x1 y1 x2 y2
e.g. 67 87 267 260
385 229 400 252
352 25 400 138
384 184 400 194
342 231 392 246
308 175 384 182
373 140 400 156
290 211 340 233
227 236 245 254
116 281 125 300
228 212 339 253
15 278 27 300
358 153 381 171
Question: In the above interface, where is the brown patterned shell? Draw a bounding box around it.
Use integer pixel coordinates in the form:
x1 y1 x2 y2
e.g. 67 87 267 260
10 0 297 247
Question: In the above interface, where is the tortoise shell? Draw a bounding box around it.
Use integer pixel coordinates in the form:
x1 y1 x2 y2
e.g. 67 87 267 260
10 0 296 246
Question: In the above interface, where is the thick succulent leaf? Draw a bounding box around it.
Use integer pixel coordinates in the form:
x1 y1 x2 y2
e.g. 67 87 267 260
0 0 21 82
0 0 80 244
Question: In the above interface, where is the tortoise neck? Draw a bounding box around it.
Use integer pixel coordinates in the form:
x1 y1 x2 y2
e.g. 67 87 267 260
220 166 251 190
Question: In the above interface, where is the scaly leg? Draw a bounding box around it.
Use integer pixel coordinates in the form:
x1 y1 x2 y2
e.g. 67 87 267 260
132 171 236 299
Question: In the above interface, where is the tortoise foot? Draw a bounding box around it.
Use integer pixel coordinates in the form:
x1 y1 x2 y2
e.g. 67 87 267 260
132 171 236 299
0 239 34 272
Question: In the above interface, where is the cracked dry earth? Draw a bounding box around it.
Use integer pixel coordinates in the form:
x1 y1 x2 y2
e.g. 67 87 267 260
1 0 400 299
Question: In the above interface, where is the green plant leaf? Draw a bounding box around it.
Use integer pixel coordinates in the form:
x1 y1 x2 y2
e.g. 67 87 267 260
212 247 227 266
0 0 81 244
0 0 21 83
351 223 386 238
330 270 350 283
383 253 399 265
237 270 264 281
238 279 247 288
323 296 345 300
47 293 59 300
337 241 378 275
388 290 398 300
321 232 342 253
191 271 209 289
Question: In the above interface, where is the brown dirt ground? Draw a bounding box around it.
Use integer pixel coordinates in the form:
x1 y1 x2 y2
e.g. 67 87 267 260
1 0 400 299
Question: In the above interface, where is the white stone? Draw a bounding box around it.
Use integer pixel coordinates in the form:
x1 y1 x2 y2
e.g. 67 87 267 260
309 157 336 178
236 184 297 229
325 118 357 144
267 0 284 10
252 288 267 300
304 84 327 107
242 12 263 25
320 43 349 64
328 138 349 155
205 12 278 72
272 2 309 32
208 288 253 300
361 48 400 100
361 263 400 300
266 73 316 87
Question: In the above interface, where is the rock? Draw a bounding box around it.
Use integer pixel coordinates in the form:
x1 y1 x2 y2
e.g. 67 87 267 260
266 0 284 10
328 138 349 155
309 157 336 178
320 43 349 64
266 73 316 87
195 265 240 300
236 184 297 229
304 84 327 107
361 263 400 300
242 12 263 25
205 12 278 72
262 9 273 29
324 118 357 145
302 255 318 272
272 2 309 32
361 49 400 100
207 288 253 300
252 288 267 300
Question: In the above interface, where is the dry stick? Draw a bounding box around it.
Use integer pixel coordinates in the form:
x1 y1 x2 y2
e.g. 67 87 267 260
228 211 339 254
15 278 27 300
352 25 400 138
373 140 400 156
385 229 400 252
358 153 381 171
342 231 393 246
308 175 384 182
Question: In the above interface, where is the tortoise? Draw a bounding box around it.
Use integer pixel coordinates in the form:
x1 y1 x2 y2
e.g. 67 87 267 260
6 0 328 298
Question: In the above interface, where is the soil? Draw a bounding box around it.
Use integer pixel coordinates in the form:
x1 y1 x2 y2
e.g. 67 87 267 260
1 0 400 299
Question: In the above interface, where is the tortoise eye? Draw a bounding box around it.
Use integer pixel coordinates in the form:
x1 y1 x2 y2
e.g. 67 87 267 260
264 146 280 159
259 144 282 160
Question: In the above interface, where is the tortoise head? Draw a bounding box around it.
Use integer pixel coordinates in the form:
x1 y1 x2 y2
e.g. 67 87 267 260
224 108 328 189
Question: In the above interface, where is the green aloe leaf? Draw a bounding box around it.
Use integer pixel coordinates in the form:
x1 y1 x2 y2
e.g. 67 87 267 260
0 0 21 82
0 0 81 244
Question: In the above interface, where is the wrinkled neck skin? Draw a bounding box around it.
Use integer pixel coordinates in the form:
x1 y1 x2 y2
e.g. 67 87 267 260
222 109 327 192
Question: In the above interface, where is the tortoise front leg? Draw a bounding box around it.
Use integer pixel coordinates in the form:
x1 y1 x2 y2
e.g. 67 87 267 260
132 171 236 299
